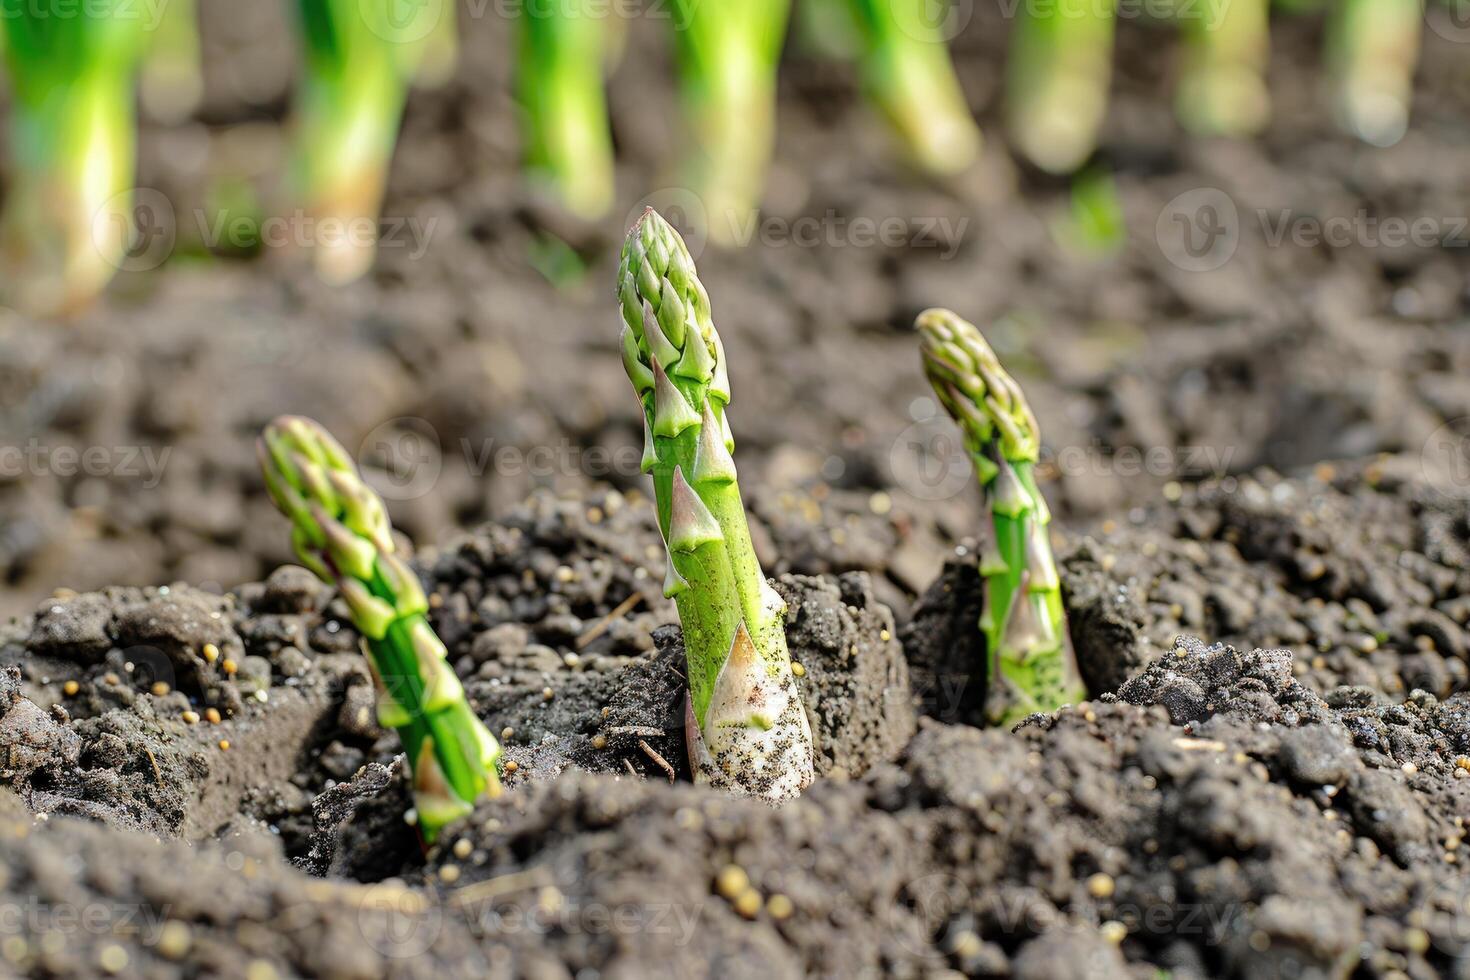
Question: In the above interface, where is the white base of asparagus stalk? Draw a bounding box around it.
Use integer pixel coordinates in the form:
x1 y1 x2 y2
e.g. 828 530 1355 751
683 622 814 804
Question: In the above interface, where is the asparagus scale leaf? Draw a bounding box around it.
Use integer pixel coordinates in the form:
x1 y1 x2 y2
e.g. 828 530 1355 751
0 0 147 316
618 209 814 801
917 309 1086 726
258 416 501 843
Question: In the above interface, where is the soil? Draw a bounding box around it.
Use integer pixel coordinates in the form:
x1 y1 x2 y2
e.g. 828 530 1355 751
0 2 1469 978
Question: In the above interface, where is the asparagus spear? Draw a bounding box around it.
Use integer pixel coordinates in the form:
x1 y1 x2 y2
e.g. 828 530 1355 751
618 209 814 801
1176 0 1271 137
516 0 615 218
0 2 146 316
843 0 981 175
1326 0 1422 147
286 0 439 283
258 416 501 843
670 0 793 246
141 0 204 123
917 309 1086 726
1006 0 1116 174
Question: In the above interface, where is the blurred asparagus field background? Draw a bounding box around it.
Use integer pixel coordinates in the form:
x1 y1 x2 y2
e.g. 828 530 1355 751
0 0 1455 315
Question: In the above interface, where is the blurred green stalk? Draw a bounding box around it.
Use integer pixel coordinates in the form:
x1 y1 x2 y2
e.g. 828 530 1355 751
1177 0 1270 136
1326 0 1422 148
1007 0 1116 174
517 0 615 219
287 0 440 283
0 1 146 316
141 0 203 122
670 0 793 246
845 0 981 175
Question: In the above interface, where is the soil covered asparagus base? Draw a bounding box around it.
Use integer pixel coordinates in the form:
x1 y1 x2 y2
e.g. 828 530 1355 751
0 465 1465 976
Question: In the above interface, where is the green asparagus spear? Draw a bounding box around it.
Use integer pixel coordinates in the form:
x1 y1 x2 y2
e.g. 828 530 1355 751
844 0 981 175
1006 0 1116 174
141 0 203 123
286 0 440 283
516 0 615 218
670 0 793 246
0 1 146 316
1176 0 1270 136
917 309 1086 726
1326 0 1422 147
259 416 501 843
618 209 814 800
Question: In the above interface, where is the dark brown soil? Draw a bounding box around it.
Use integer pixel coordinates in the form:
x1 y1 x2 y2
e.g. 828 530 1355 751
1 2 1469 977
0 463 1467 977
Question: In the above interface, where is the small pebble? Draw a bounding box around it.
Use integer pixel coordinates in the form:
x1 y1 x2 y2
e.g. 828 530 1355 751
155 921 191 959
715 865 749 900
98 945 128 974
733 889 761 920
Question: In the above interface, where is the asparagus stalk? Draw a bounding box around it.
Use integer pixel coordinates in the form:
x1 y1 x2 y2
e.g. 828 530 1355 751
845 0 981 175
670 0 793 246
415 0 460 90
1006 0 1116 174
286 0 439 283
516 0 615 218
141 0 204 123
0 2 146 316
258 416 501 843
917 309 1086 726
1176 0 1271 136
1326 0 1422 148
618 209 813 801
